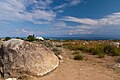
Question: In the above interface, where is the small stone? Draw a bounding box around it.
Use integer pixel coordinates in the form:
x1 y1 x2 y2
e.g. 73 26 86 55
66 58 69 60
58 55 63 60
5 78 17 80
60 60 64 63
118 64 120 68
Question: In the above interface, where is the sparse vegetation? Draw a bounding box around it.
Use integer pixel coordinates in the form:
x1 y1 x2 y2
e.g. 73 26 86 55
16 37 21 39
64 40 120 58
4 37 11 41
98 53 105 58
74 53 84 60
72 51 80 55
26 34 36 42
72 51 84 60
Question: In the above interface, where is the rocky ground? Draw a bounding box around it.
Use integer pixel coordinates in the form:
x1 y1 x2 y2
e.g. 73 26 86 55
0 40 120 80
37 47 120 80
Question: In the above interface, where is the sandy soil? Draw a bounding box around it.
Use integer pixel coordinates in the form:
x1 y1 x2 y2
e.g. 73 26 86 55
1 46 120 80
36 48 120 80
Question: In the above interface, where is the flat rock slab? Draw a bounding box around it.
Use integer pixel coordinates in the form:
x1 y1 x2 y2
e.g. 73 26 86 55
0 39 59 78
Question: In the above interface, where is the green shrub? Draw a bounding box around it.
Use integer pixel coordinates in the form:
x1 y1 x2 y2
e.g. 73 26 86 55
90 45 105 55
103 45 114 55
103 44 120 56
98 53 105 58
65 43 89 52
4 37 11 41
88 48 95 53
72 51 80 55
74 54 84 60
27 35 35 42
16 37 21 39
112 48 120 56
65 42 120 57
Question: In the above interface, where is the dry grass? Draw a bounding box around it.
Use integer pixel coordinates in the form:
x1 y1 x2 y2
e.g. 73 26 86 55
63 40 120 58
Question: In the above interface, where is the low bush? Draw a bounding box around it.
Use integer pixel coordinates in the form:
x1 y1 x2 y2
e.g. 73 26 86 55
72 51 80 55
64 41 120 58
26 35 36 42
91 44 105 55
98 53 105 58
4 37 11 41
112 48 120 56
74 54 84 60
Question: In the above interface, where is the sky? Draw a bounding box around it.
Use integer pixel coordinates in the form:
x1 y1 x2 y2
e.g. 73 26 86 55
0 0 120 37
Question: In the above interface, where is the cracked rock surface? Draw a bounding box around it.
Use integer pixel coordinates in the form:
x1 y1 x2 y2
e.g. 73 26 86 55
0 39 59 78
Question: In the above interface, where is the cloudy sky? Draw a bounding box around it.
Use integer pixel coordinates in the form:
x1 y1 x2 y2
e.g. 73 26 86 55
0 0 120 37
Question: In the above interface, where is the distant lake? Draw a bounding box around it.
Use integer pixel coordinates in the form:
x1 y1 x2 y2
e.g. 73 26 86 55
44 36 120 40
2 36 120 40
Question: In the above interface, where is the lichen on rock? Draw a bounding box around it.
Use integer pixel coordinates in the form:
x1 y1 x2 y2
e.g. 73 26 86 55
0 39 59 78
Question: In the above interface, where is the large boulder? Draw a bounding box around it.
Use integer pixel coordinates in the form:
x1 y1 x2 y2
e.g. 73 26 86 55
0 39 59 78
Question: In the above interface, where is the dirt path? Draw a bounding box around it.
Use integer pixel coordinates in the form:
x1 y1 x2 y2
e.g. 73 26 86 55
37 48 120 80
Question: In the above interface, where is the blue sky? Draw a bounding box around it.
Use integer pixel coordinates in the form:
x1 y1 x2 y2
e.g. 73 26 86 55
0 0 120 37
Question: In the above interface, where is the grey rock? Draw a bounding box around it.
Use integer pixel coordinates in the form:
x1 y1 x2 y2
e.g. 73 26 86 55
0 39 59 78
57 55 63 60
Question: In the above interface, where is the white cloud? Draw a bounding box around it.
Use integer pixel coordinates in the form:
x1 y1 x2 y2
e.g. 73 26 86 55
70 0 82 6
53 22 67 27
1 0 120 36
22 0 52 9
15 28 45 36
32 10 56 21
53 0 82 10
0 0 82 24
59 12 120 35
54 3 67 10
99 12 120 26
49 22 69 30
0 0 55 24
62 16 98 25
62 12 120 26
16 28 34 35
48 21 94 35
33 21 50 24
68 29 93 35
66 24 95 35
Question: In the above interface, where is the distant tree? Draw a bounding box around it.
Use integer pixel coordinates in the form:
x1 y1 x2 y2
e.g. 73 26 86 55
16 37 21 39
27 34 35 42
4 37 11 41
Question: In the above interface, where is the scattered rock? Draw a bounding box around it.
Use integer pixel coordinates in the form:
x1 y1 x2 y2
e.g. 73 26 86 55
114 63 120 68
5 78 17 80
57 55 63 60
60 60 64 63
